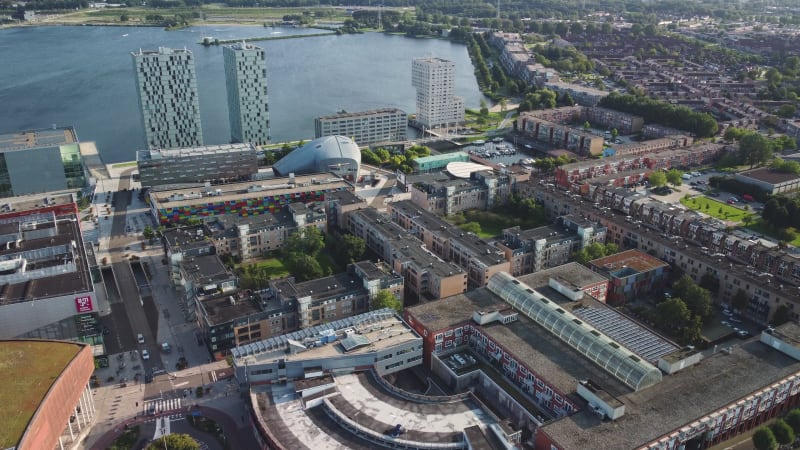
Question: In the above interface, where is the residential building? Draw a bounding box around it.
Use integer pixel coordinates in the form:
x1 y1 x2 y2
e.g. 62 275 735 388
588 249 670 306
272 136 360 180
0 194 99 339
734 167 800 194
2 340 96 450
348 207 466 300
387 200 510 288
147 173 352 225
349 260 404 304
314 108 406 146
223 42 270 146
407 170 513 215
497 215 607 276
0 127 86 197
131 47 203 149
543 81 609 106
163 224 216 288
411 57 465 128
136 143 258 188
323 189 368 232
517 112 605 156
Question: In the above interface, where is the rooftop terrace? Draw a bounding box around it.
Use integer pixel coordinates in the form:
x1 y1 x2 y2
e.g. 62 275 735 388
0 127 76 152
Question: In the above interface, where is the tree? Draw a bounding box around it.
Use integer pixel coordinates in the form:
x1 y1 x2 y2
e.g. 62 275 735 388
284 226 325 257
146 434 200 450
460 221 482 235
731 288 749 312
142 226 155 241
479 99 489 116
654 298 691 333
120 14 129 21
610 128 618 140
777 104 797 118
283 252 324 282
499 98 507 112
648 170 667 188
772 304 792 326
672 275 712 321
785 409 800 434
666 168 683 186
340 234 365 263
373 289 402 312
772 419 795 446
738 132 773 168
752 427 778 450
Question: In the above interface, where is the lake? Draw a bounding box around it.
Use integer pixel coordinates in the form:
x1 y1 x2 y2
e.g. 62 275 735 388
0 25 483 162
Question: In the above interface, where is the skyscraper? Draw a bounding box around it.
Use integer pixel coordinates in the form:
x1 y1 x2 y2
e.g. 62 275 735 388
411 57 465 129
223 42 270 146
131 47 203 150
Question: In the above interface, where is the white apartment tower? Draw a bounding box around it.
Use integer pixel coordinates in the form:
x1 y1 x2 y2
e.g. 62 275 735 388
223 42 270 146
131 47 203 150
411 57 465 129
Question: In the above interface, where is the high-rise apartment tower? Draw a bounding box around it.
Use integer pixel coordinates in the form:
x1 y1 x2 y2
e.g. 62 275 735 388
411 57 465 129
223 42 270 146
131 47 203 150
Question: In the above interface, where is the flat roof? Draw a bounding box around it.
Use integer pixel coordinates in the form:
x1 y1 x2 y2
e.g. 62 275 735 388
137 143 255 160
406 288 510 333
162 225 210 250
0 127 76 152
588 249 669 275
503 224 572 243
0 340 85 449
150 174 351 209
180 254 233 286
317 108 406 120
481 314 632 399
199 292 261 326
517 262 608 291
0 212 93 304
235 310 417 365
738 167 800 185
272 272 364 303
414 151 470 164
541 338 800 449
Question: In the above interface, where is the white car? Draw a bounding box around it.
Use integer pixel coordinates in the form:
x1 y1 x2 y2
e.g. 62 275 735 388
141 349 150 360
137 333 144 344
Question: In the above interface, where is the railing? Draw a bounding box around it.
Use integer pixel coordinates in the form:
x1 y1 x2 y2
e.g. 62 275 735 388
370 369 471 404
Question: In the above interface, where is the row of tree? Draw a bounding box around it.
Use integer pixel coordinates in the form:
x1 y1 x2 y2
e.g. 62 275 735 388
571 242 620 265
721 127 796 169
598 92 718 137
360 145 431 174
752 408 800 450
646 168 683 188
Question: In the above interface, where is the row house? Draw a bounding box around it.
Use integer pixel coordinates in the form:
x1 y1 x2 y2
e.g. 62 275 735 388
518 114 605 156
527 181 800 323
387 200 510 289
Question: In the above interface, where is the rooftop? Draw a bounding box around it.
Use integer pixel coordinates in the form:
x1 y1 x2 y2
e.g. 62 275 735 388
199 292 261 326
180 254 234 286
540 338 800 449
0 340 85 449
234 309 417 365
163 225 212 251
272 272 364 303
406 288 509 333
738 167 800 185
150 174 351 209
413 151 470 165
317 108 406 120
503 224 573 244
517 262 608 291
0 212 93 304
0 127 76 152
588 249 669 276
137 143 256 161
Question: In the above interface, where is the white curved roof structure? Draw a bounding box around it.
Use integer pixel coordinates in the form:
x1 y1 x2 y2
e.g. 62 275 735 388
487 272 662 391
273 135 361 178
446 161 493 178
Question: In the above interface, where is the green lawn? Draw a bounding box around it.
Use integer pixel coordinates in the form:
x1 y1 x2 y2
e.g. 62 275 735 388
247 258 289 279
680 196 755 222
742 219 800 247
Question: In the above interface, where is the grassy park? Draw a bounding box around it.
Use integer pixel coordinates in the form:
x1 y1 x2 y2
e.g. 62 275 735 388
680 195 755 223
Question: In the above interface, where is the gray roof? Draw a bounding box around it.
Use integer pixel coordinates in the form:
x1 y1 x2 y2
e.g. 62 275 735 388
273 136 361 176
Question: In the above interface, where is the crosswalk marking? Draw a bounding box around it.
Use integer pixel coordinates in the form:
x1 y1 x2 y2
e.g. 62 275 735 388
143 398 181 414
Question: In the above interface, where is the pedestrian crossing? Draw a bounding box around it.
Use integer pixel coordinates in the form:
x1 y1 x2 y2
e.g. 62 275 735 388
143 398 181 415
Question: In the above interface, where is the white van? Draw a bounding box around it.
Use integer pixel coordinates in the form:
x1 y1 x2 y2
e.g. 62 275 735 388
681 173 692 180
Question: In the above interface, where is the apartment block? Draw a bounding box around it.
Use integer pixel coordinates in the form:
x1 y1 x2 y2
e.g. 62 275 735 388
136 143 258 187
588 249 670 306
131 47 203 149
314 108 406 146
408 170 513 215
412 57 465 128
387 200 510 288
223 42 270 145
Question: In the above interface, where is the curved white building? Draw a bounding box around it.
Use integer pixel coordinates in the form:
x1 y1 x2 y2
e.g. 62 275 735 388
273 135 361 180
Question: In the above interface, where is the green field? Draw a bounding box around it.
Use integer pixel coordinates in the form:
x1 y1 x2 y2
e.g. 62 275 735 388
680 196 755 222
248 258 289 279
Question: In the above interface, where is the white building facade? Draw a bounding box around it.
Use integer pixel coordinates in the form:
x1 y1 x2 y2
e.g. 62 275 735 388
223 42 270 146
314 108 406 146
411 57 465 129
132 47 203 150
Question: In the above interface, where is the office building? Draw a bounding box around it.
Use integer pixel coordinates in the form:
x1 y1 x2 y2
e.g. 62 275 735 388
0 194 99 339
223 42 270 145
136 143 258 187
314 108 406 146
131 47 203 149
0 127 86 197
411 57 465 128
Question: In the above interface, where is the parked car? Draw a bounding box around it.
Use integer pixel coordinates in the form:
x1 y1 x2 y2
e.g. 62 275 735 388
742 194 754 202
141 349 150 360
137 333 145 344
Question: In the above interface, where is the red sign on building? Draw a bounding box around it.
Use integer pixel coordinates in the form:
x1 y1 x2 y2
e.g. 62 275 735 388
75 296 93 313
